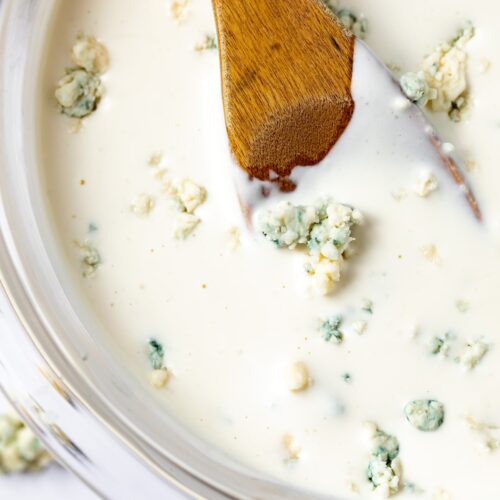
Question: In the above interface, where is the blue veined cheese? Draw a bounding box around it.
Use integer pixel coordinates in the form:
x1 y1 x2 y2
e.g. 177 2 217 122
364 422 402 498
0 410 51 473
319 315 344 343
165 178 207 239
429 333 454 357
194 34 217 52
258 199 363 295
399 72 437 107
459 339 489 369
404 399 445 431
55 35 109 119
147 339 170 389
322 1 368 39
400 24 475 121
75 241 101 277
428 333 489 370
55 69 103 119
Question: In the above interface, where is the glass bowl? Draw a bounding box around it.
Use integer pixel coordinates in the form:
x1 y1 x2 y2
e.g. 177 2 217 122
0 1 316 497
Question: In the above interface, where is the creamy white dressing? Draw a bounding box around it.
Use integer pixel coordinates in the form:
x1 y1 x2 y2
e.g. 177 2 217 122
38 0 500 498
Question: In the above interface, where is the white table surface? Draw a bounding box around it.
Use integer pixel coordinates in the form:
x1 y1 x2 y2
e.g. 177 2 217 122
0 464 98 499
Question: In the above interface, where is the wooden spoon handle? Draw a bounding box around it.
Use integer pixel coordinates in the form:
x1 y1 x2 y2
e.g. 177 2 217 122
213 0 355 188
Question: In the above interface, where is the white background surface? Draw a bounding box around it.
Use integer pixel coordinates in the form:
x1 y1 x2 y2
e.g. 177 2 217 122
0 464 98 499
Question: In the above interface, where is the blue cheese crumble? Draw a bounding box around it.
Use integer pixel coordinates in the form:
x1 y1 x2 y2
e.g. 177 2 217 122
322 1 368 39
147 339 170 389
76 241 101 278
165 178 207 239
404 400 445 431
428 333 489 370
459 339 489 370
195 34 217 52
319 315 344 344
55 35 109 119
400 24 474 121
0 410 51 473
55 70 103 119
364 422 402 498
258 199 362 295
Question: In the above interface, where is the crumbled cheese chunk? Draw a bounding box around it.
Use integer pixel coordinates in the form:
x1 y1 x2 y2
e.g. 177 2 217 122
367 456 402 498
165 178 207 238
465 416 500 452
148 153 163 167
400 24 474 121
282 434 301 461
319 315 344 343
429 333 454 357
288 362 310 392
322 1 368 39
195 34 217 52
166 178 207 214
420 244 438 262
305 254 341 295
72 35 109 74
55 35 109 119
55 69 103 118
404 399 445 431
258 199 362 295
364 422 402 497
171 0 190 23
459 339 489 369
174 213 201 239
400 72 436 107
413 170 439 197
0 410 51 473
76 241 101 277
131 194 155 217
147 339 171 388
150 368 170 389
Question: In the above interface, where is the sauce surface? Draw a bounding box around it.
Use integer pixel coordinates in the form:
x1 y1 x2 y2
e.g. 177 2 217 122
38 0 500 497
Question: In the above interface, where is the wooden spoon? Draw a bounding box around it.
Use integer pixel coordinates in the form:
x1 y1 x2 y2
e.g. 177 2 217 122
212 0 480 219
